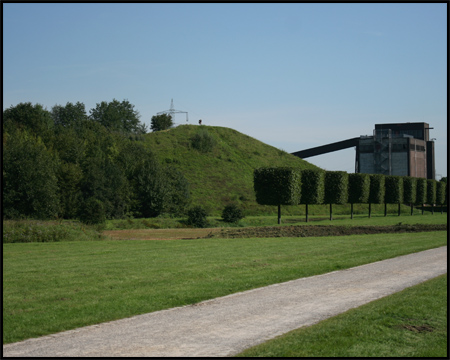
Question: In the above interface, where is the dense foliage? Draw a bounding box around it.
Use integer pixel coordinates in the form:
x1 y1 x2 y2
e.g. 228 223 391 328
348 173 370 204
384 176 404 204
222 204 245 223
299 169 325 205
254 167 301 206
150 113 173 132
3 101 189 222
190 128 216 153
324 171 349 205
186 206 209 228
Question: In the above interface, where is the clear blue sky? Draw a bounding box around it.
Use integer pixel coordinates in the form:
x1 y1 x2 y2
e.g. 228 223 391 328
3 3 447 178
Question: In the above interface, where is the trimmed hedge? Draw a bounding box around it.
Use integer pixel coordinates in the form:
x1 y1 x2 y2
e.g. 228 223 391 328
415 178 427 205
436 181 446 206
254 167 301 224
385 176 404 204
254 167 301 206
324 171 349 205
299 169 325 205
348 173 370 204
299 169 325 222
369 174 385 204
426 179 437 205
403 176 417 204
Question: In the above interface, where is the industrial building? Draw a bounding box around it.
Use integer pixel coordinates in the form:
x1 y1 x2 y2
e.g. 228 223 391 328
292 122 435 180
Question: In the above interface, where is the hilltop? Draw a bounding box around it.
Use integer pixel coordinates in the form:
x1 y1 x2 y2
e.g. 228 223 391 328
143 125 320 215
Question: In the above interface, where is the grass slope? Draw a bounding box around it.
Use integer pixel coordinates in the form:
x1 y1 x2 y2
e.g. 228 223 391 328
143 125 319 214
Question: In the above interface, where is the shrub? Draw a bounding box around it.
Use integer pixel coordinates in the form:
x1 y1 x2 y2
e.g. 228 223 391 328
222 204 245 223
186 206 208 228
79 197 106 225
190 129 216 153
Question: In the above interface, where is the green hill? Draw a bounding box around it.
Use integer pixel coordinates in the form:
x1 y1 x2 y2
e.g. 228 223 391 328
143 125 320 215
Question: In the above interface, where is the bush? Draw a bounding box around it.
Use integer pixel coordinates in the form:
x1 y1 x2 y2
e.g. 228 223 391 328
79 197 106 225
190 129 216 153
186 206 209 228
222 204 245 223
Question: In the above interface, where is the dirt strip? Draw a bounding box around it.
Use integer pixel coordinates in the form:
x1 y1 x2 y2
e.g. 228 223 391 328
3 246 447 357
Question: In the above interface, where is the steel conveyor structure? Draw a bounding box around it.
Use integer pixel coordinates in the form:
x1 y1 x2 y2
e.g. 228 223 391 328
291 137 360 159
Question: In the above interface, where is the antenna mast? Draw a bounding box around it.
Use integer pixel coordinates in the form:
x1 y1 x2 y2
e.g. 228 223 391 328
157 99 189 124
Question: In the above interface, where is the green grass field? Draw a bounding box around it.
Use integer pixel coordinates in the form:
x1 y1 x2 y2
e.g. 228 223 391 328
3 229 446 345
237 274 447 357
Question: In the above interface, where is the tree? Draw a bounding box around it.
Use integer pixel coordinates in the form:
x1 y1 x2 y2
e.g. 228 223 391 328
150 113 173 132
3 102 54 142
368 174 385 218
415 178 427 215
3 128 60 219
254 167 301 224
348 173 370 219
51 102 88 128
436 180 447 214
324 171 348 221
426 179 437 214
384 176 403 216
300 169 325 222
403 177 417 215
89 99 147 134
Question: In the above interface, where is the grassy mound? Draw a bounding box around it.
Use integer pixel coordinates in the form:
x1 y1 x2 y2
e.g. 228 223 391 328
144 125 319 214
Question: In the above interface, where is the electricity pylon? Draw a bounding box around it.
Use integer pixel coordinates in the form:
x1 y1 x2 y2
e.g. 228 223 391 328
156 99 189 124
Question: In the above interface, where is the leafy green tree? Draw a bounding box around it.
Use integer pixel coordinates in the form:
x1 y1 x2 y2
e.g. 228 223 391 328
300 169 325 222
150 113 173 132
51 102 88 128
384 175 403 216
254 167 301 224
436 180 447 214
324 171 348 220
57 162 83 219
368 174 385 218
90 99 147 134
132 158 171 218
426 179 437 214
402 177 417 215
79 197 106 225
3 102 54 142
415 178 427 215
3 128 60 219
348 173 370 219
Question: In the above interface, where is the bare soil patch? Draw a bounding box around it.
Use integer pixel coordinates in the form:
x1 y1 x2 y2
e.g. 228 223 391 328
103 224 446 241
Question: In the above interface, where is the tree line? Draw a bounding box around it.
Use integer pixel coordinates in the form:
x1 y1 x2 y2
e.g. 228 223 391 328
254 168 448 224
3 101 190 223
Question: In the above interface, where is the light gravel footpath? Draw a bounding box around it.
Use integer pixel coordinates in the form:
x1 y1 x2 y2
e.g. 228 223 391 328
3 246 447 357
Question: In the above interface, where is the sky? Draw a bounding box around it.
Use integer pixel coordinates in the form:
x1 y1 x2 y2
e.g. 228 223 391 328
3 3 447 178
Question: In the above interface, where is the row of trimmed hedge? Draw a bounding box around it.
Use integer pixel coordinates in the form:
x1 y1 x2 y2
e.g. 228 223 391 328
254 168 447 222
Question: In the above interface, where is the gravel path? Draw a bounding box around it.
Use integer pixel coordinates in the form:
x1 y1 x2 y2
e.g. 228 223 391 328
3 246 447 357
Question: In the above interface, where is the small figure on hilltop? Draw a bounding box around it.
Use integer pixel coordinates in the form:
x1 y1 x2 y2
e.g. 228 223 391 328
199 119 202 125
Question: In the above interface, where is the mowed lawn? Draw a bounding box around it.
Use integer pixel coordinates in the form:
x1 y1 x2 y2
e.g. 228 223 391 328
3 231 447 345
237 274 447 358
